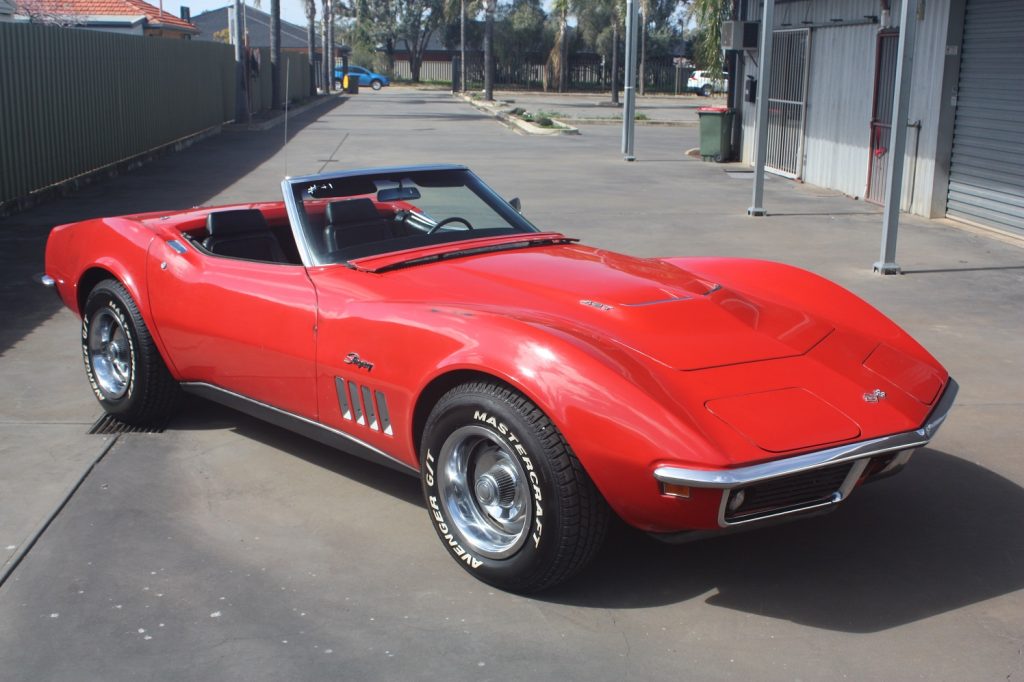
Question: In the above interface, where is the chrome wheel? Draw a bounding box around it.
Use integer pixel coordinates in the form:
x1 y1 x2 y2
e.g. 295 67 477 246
87 308 131 399
437 425 531 559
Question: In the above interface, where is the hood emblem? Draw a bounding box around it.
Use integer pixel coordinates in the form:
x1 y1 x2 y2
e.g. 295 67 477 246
580 300 613 311
863 389 887 403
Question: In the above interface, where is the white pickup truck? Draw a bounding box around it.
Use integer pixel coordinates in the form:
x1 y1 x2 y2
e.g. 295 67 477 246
688 70 727 96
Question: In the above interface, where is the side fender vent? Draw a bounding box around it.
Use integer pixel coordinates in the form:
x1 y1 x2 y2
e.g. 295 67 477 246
335 377 393 436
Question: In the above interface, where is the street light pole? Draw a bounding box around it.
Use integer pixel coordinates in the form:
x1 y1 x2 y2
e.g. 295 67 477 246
621 0 638 161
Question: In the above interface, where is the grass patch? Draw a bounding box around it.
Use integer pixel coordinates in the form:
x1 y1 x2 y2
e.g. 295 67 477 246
508 108 566 128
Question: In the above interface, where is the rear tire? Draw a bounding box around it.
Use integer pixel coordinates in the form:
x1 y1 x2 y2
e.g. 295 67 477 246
82 280 179 426
701 84 712 97
420 381 608 592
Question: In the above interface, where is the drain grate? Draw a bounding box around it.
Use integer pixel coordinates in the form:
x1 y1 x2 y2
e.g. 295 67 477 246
88 414 167 435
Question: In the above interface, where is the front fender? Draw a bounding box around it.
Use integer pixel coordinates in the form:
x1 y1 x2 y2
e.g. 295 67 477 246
317 299 758 532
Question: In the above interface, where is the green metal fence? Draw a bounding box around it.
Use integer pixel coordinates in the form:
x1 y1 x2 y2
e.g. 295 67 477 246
244 48 312 115
0 23 236 205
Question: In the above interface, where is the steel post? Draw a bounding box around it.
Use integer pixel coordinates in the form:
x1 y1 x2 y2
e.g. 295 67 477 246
621 0 638 161
874 0 918 275
748 0 775 216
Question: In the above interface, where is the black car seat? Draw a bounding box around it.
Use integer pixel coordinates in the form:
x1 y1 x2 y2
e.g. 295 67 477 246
203 209 288 263
324 198 396 251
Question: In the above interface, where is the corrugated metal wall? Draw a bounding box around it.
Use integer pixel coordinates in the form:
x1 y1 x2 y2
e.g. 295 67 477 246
740 0 951 216
0 23 235 205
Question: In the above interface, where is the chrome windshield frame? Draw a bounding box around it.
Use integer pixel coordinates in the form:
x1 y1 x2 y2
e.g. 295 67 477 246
281 164 537 268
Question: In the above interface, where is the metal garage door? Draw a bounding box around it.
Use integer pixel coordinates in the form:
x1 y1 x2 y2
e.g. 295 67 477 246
946 0 1024 234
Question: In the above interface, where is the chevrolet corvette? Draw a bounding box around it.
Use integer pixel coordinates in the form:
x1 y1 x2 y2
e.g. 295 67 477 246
43 165 957 592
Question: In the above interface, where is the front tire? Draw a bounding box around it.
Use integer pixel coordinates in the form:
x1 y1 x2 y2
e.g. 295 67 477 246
420 381 608 592
371 79 383 91
701 84 712 97
82 280 179 426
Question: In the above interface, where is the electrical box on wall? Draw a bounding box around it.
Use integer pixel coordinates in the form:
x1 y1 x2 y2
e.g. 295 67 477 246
721 21 760 51
745 76 758 103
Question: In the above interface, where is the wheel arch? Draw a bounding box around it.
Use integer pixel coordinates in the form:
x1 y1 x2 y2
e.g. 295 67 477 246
411 368 526 464
76 266 119 316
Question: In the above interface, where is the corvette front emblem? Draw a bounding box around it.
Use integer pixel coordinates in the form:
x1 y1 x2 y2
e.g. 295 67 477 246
863 389 887 403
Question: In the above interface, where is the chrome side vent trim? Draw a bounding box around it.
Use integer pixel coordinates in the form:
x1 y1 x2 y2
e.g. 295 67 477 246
361 386 379 431
375 390 393 436
335 377 394 437
348 381 364 425
335 377 352 420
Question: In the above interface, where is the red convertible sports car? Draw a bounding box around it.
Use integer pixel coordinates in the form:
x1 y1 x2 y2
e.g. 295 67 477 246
43 165 957 592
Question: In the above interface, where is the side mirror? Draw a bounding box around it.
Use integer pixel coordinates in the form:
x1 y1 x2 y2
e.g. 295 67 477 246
509 197 522 213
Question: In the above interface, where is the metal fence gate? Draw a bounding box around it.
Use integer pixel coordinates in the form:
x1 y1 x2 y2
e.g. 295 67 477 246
766 29 810 178
866 31 899 204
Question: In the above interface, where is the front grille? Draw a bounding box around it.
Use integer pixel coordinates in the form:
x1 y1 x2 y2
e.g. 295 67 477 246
724 462 854 522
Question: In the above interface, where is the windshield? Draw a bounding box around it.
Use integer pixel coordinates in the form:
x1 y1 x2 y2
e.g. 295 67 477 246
286 168 538 266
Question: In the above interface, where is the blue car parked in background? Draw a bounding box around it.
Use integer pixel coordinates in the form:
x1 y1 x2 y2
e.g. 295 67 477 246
333 65 390 90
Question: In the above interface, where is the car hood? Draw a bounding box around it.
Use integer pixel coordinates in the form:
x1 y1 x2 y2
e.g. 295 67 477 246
385 243 833 371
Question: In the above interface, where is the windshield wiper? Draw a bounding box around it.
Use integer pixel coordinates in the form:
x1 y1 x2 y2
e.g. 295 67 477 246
369 236 575 273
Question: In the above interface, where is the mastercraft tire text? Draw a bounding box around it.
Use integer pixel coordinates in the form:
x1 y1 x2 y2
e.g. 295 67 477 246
420 381 608 592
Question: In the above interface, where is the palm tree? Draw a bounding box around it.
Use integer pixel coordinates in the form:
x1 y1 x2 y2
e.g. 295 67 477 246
688 0 727 79
322 0 333 91
304 0 317 94
271 0 281 107
483 0 495 99
547 0 569 92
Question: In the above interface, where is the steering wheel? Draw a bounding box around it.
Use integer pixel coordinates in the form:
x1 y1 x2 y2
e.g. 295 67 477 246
427 216 473 234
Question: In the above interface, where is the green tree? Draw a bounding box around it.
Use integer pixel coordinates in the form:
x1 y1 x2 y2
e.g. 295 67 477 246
355 0 399 75
688 0 727 78
576 0 622 102
397 0 445 81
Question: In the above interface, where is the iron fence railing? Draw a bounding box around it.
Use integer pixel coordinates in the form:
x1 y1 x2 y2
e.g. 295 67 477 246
394 54 693 94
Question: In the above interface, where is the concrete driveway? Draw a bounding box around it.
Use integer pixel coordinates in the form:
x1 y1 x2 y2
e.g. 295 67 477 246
0 88 1021 681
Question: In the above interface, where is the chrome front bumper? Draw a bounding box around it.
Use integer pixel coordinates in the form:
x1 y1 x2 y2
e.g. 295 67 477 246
654 378 959 526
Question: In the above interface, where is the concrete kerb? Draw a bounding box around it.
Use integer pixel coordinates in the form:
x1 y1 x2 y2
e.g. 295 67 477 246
456 93 580 135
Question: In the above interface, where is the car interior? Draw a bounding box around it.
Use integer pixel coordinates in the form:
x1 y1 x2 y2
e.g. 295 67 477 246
175 170 538 267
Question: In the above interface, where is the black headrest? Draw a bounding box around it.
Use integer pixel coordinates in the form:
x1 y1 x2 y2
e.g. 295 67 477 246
326 198 382 225
206 209 269 236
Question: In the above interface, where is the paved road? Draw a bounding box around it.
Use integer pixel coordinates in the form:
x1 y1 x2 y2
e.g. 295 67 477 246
0 89 1022 681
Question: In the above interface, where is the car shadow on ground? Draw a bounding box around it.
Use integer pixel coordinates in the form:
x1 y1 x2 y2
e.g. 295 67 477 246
171 398 423 508
167 398 1024 633
541 449 1024 632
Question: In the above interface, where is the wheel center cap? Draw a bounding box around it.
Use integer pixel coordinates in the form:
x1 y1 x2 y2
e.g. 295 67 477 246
475 476 499 505
475 465 518 508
